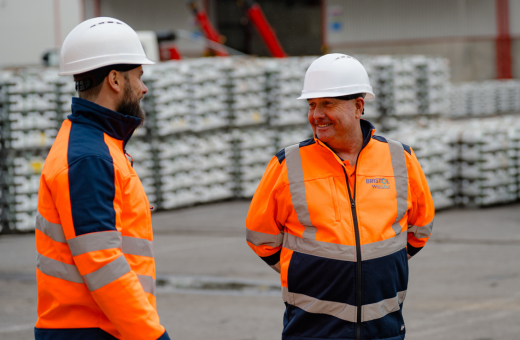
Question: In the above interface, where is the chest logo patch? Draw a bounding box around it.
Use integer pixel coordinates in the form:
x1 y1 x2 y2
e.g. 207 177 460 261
366 178 391 189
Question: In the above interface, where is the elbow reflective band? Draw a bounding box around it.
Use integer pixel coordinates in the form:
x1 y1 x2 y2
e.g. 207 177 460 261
387 139 408 236
35 213 157 294
285 143 317 239
137 274 156 295
83 255 131 291
122 236 154 257
35 212 66 243
68 231 122 256
408 219 434 239
282 287 407 323
36 253 84 283
246 229 284 248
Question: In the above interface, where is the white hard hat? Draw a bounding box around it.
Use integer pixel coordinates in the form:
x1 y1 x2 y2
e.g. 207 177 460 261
59 17 154 76
298 53 375 100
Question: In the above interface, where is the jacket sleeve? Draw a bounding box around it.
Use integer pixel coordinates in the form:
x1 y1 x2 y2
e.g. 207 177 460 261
246 155 288 270
406 148 435 258
53 155 169 340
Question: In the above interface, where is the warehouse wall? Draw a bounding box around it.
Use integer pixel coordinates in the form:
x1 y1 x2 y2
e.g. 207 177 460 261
96 0 205 57
0 0 82 68
325 0 506 82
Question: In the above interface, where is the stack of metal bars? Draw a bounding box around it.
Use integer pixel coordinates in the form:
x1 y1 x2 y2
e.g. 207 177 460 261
0 70 59 232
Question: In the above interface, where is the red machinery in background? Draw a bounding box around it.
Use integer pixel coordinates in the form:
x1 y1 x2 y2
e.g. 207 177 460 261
242 0 287 58
187 0 229 57
187 0 287 58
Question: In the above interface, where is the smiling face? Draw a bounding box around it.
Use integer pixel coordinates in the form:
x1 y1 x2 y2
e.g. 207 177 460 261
307 97 364 148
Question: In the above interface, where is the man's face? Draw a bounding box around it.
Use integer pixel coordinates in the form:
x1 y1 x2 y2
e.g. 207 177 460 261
307 97 363 145
116 66 148 125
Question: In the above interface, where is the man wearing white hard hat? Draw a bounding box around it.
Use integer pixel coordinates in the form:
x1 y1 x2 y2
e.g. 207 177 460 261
35 18 170 340
246 54 435 340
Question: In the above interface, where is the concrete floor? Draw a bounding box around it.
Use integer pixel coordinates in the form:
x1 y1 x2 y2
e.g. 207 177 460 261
0 201 519 340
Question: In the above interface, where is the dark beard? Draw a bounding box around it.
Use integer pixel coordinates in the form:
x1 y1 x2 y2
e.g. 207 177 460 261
116 81 146 127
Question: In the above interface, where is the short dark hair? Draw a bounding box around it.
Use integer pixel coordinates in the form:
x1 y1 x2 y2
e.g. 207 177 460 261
75 70 104 101
74 64 140 102
334 93 366 101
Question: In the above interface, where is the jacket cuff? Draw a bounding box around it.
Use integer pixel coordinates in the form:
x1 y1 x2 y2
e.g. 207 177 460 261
157 330 170 340
407 243 423 257
260 248 282 266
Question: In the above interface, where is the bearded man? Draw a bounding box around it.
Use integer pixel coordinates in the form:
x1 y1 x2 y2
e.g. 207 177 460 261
34 18 170 340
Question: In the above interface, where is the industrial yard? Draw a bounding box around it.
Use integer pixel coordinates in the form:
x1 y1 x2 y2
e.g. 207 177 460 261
2 1 520 340
1 201 519 340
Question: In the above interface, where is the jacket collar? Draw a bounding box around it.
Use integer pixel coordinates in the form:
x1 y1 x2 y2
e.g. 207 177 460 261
68 97 141 148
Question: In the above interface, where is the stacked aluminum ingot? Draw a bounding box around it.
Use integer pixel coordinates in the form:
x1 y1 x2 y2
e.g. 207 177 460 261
235 127 276 198
266 57 314 126
157 133 235 209
230 58 268 127
448 80 520 118
451 119 517 206
140 59 236 209
0 70 59 232
364 55 449 132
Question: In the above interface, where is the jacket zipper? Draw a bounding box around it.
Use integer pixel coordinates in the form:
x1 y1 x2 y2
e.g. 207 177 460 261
342 149 364 340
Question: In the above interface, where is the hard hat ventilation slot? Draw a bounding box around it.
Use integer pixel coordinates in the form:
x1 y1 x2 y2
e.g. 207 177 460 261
90 25 96 28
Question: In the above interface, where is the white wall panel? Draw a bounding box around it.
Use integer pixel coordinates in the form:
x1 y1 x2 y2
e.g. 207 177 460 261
0 0 80 67
99 0 204 57
326 0 496 46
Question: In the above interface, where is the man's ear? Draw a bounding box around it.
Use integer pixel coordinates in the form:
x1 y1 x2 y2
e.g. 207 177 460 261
106 70 122 94
355 97 365 118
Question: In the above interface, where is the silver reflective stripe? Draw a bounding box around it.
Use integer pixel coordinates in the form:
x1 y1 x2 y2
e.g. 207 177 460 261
387 139 409 236
362 232 407 261
282 287 357 322
68 232 122 256
285 231 407 262
246 229 284 248
137 274 156 296
282 287 407 323
35 212 66 243
284 232 357 262
36 253 84 283
362 290 407 322
408 219 434 239
361 233 407 261
285 144 316 239
83 255 131 291
122 236 154 257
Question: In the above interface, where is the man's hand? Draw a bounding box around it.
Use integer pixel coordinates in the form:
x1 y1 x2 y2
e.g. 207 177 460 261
271 262 281 273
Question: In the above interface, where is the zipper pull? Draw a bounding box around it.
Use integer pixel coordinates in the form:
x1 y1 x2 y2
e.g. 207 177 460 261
351 199 355 207
125 151 134 167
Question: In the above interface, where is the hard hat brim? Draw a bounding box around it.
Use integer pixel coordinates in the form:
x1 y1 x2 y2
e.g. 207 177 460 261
59 56 155 76
297 85 375 100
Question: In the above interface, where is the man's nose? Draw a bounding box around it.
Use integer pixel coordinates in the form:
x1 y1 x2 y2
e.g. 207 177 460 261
313 105 326 119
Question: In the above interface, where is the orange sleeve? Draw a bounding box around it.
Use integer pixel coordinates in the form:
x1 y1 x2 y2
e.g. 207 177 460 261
246 155 289 268
406 148 435 257
52 157 167 340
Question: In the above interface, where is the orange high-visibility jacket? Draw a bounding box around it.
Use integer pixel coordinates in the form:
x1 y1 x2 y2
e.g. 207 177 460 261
35 98 169 340
246 119 434 340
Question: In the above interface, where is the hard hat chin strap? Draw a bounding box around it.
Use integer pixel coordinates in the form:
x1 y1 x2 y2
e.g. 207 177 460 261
334 93 366 115
74 64 140 92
